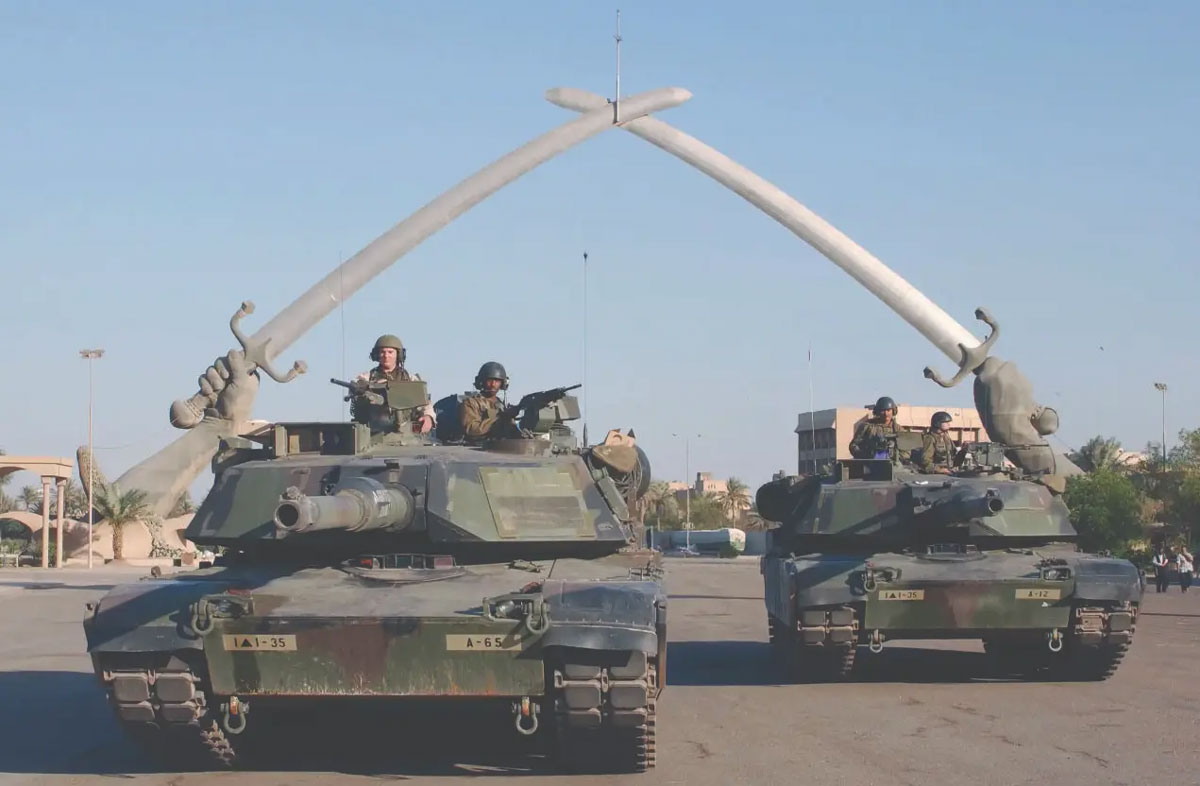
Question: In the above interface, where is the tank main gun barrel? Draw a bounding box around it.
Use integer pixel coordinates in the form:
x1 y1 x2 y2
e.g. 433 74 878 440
913 490 1004 528
274 478 415 536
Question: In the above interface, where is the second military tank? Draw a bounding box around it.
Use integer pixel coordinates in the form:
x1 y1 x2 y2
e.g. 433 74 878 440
83 376 663 773
758 435 1141 682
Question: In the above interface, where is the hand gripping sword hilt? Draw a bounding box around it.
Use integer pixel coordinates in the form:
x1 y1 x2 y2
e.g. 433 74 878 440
923 308 1000 389
168 301 307 429
229 301 307 383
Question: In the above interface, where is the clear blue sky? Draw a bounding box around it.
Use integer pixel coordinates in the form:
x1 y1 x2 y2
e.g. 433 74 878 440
2 1 1197 499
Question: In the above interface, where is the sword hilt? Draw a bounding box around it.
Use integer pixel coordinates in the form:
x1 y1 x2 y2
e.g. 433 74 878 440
169 301 307 429
923 308 999 388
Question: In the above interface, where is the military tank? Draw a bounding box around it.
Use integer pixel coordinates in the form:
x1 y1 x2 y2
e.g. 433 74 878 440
83 377 663 773
758 435 1142 682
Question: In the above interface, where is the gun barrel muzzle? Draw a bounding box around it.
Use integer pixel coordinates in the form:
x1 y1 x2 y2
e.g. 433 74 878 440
274 477 415 535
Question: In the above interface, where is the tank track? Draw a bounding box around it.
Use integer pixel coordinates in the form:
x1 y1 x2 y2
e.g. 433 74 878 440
1059 603 1136 681
984 602 1136 681
550 650 657 773
98 656 239 770
771 606 858 682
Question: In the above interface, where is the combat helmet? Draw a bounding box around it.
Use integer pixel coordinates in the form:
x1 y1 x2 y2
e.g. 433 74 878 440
370 334 406 363
474 361 509 391
872 396 897 416
931 411 952 428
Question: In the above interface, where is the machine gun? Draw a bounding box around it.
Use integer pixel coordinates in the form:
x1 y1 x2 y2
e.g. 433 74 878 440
505 384 582 419
331 377 431 437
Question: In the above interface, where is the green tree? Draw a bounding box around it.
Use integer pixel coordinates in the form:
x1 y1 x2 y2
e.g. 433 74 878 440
1063 470 1144 554
1070 436 1125 473
168 490 196 518
20 485 41 513
684 494 727 529
714 478 752 522
93 484 151 561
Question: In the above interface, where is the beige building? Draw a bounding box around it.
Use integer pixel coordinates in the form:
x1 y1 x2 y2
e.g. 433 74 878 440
666 472 729 505
795 405 990 473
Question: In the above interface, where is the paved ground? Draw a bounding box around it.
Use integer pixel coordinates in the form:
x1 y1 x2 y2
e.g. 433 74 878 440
1 560 1196 785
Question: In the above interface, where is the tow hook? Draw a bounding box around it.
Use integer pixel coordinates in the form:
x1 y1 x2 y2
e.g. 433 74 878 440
1047 628 1064 653
868 630 885 654
221 695 250 735
512 696 539 736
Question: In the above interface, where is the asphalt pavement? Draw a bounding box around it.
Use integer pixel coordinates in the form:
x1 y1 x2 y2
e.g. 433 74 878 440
0 560 1196 785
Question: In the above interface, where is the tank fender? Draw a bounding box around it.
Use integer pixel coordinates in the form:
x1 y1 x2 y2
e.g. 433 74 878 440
84 579 232 653
788 557 867 608
538 579 662 654
1069 558 1144 604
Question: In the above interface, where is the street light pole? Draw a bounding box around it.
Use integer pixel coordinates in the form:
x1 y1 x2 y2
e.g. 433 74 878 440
81 348 104 569
672 432 701 550
1154 382 1168 465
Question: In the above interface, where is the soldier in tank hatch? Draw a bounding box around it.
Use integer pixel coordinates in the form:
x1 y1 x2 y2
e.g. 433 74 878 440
459 361 521 443
351 334 435 434
849 396 901 459
920 411 964 474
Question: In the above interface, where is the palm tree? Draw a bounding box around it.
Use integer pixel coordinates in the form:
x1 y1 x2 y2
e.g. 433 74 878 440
55 479 89 519
642 482 672 525
168 490 196 517
93 484 151 561
1070 436 1125 473
714 477 752 523
20 485 42 513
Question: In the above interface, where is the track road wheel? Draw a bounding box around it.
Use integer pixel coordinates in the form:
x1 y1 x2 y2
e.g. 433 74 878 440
551 652 657 773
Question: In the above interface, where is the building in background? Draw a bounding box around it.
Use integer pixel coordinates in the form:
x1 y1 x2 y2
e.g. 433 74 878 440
794 405 989 474
665 472 728 506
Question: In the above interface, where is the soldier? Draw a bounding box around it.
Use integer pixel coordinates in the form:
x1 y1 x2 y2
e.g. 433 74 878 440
849 396 901 459
919 411 962 474
351 334 435 434
459 361 520 443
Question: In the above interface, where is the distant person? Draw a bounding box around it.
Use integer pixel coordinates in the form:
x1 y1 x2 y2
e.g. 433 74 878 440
919 411 963 474
849 396 901 459
1177 547 1194 593
1152 548 1171 593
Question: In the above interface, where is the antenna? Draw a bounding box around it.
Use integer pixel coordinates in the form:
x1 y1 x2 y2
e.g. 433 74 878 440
582 250 589 446
808 343 817 475
613 9 622 123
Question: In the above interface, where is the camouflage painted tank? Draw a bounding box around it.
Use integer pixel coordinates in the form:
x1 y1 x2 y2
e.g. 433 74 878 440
83 379 663 773
758 437 1142 682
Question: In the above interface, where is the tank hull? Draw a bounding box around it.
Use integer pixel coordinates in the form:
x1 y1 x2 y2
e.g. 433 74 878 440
85 553 664 771
762 547 1141 681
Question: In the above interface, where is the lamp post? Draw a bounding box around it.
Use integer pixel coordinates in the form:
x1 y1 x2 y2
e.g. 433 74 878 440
1153 382 1167 465
671 432 702 550
81 348 104 569
582 251 589 447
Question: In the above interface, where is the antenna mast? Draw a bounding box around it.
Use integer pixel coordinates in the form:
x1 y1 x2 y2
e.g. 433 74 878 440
613 9 622 122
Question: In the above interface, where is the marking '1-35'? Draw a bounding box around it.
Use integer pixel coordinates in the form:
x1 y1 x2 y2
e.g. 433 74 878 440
877 589 924 601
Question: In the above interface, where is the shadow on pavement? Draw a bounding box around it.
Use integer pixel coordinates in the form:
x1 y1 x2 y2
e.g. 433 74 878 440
666 640 786 686
0 581 122 591
664 640 1041 687
0 670 557 776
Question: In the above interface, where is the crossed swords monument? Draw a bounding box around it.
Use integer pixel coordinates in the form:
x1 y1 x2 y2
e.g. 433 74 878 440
96 84 1079 518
